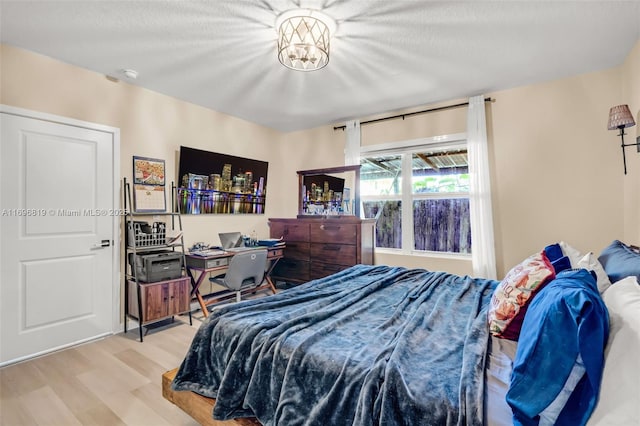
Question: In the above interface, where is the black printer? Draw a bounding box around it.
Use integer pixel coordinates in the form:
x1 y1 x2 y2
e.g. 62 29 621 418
128 250 183 283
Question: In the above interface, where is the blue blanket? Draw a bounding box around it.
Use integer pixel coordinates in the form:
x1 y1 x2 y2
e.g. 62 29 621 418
507 269 609 426
172 265 497 425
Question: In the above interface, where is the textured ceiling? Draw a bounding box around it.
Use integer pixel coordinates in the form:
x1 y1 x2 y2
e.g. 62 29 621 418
1 0 639 132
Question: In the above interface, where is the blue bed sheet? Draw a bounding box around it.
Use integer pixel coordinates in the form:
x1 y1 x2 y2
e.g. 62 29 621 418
172 265 497 426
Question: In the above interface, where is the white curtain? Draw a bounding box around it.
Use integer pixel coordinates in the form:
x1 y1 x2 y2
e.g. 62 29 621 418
344 120 360 166
467 95 497 279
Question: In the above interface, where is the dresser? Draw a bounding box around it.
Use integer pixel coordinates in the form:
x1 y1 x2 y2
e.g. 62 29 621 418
268 217 376 283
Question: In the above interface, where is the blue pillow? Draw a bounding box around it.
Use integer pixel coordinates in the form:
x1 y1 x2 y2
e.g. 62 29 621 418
598 240 640 283
551 256 572 274
544 243 564 262
544 243 572 274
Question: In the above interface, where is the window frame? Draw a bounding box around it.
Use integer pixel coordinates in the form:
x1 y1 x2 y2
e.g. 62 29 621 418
360 133 471 258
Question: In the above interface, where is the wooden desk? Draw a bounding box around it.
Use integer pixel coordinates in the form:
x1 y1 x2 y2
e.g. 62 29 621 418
185 246 284 317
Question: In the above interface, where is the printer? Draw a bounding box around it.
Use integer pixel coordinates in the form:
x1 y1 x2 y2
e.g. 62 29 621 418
128 250 183 283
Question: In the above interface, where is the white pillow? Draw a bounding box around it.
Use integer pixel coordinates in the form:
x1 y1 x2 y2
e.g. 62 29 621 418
559 241 583 265
576 252 611 294
587 276 640 425
559 241 611 294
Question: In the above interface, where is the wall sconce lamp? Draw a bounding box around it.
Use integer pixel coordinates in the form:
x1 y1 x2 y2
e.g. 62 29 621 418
607 104 638 174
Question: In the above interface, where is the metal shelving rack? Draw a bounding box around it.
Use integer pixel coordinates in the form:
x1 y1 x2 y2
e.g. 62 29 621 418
123 177 191 342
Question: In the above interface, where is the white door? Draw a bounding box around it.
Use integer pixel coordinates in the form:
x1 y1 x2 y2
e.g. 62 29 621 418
1 110 118 365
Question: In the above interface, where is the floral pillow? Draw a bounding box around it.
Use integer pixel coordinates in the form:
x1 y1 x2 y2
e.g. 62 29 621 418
488 251 556 340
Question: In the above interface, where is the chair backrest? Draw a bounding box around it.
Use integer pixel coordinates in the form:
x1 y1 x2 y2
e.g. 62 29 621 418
223 249 268 291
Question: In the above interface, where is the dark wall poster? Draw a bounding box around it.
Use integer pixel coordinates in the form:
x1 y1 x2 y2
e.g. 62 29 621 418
177 146 268 214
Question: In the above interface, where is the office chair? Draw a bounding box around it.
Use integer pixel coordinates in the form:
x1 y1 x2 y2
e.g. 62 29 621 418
209 249 268 302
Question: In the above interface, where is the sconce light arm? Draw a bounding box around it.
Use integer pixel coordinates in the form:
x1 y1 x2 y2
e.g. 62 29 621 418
621 133 640 147
617 131 640 175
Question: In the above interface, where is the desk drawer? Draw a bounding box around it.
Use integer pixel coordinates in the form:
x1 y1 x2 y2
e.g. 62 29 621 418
186 256 229 269
267 248 284 259
310 223 357 244
310 243 356 265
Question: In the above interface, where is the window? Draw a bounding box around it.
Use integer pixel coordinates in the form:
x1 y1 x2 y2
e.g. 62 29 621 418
361 140 471 255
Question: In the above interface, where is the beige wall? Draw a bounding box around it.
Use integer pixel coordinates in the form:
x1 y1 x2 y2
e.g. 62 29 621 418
360 100 468 147
2 40 638 281
621 41 640 244
0 43 342 297
0 44 324 247
275 125 346 215
488 67 625 275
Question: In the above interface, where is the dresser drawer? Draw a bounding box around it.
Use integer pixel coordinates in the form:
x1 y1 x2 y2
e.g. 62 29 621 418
310 223 357 244
272 258 310 282
310 243 356 265
282 242 310 261
310 262 352 280
270 222 310 242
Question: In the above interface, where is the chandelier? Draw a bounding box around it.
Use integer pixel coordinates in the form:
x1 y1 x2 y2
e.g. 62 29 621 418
276 9 336 71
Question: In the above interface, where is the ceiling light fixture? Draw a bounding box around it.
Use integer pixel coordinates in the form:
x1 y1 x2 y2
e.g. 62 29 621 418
275 9 336 72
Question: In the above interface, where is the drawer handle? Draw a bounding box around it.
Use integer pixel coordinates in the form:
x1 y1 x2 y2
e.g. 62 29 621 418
322 245 341 251
320 225 340 231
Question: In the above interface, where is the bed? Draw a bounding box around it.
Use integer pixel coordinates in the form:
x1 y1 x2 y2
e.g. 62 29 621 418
165 240 640 426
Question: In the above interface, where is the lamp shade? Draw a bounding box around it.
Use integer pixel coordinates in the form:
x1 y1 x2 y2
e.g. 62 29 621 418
607 104 636 130
276 9 335 71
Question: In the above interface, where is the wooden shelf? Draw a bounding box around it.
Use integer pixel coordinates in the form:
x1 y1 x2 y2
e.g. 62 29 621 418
123 178 191 342
127 277 190 325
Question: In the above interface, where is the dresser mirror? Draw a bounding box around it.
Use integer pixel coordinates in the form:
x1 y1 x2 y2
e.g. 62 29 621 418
297 165 361 218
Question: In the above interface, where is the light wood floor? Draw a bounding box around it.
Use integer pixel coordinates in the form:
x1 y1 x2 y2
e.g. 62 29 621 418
0 315 204 426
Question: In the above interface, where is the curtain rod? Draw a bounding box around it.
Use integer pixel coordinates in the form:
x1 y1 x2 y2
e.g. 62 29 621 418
333 97 494 131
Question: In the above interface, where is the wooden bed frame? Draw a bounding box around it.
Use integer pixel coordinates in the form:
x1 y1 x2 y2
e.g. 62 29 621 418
162 368 261 426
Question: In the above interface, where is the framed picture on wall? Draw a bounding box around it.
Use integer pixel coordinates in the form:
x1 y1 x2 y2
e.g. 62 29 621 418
176 146 269 215
132 156 166 212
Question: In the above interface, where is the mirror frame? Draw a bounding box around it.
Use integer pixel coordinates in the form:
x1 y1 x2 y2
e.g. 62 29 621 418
297 165 361 218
